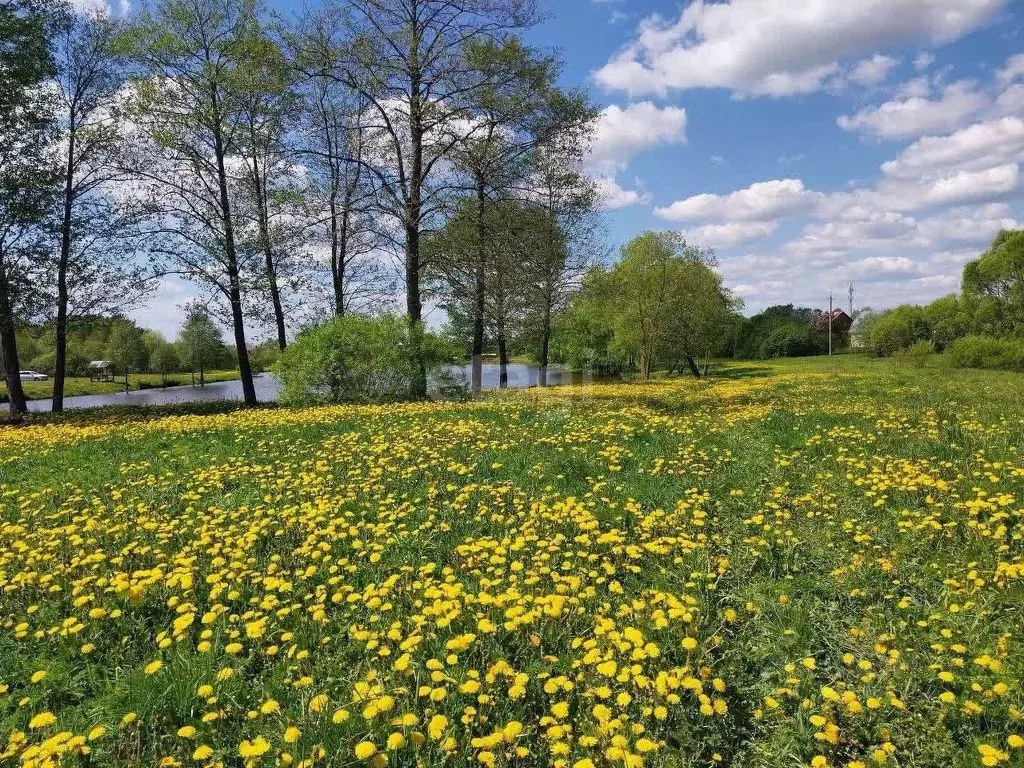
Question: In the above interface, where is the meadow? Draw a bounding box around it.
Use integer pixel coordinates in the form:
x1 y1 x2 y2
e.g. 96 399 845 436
1 357 1023 768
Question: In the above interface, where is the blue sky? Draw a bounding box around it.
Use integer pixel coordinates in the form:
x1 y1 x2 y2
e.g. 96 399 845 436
542 0 1024 318
122 0 1024 336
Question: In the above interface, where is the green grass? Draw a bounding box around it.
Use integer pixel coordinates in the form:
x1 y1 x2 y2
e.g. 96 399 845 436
1 369 241 400
0 356 1023 768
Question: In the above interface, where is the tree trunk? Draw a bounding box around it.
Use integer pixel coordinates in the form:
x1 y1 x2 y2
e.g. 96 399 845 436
212 95 256 406
0 268 26 415
539 301 551 387
497 327 508 389
329 190 342 315
227 270 256 403
332 196 351 318
263 235 287 351
685 353 702 378
53 127 76 413
639 344 650 381
471 174 486 394
250 146 287 351
124 367 129 393
405 85 427 399
405 218 426 398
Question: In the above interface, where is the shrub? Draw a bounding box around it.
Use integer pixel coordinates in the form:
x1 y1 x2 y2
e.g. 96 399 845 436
898 339 934 367
759 323 823 358
922 295 967 351
276 315 459 404
946 335 1024 371
868 305 929 357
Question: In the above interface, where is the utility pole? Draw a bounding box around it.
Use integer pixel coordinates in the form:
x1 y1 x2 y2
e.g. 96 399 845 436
828 293 833 356
848 281 854 318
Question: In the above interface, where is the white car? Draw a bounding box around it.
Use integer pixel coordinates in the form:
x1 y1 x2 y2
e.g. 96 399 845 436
19 370 48 381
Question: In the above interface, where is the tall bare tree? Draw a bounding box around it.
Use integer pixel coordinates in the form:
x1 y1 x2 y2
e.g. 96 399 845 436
51 7 149 412
234 26 302 351
289 26 391 318
299 0 541 397
121 0 260 405
523 133 601 385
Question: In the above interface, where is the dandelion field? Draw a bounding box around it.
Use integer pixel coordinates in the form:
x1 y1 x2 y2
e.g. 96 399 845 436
2 358 1024 768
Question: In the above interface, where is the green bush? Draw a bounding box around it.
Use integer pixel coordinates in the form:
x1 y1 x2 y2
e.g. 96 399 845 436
275 315 459 404
759 323 823 358
898 339 934 367
946 335 1024 371
868 305 929 356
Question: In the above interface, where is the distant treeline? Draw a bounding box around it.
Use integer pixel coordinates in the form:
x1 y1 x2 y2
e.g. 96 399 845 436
10 314 279 379
857 230 1024 370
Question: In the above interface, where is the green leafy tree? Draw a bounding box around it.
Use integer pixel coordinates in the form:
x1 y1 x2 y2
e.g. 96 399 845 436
563 232 731 380
179 305 224 386
733 305 825 360
922 295 967 351
151 341 180 385
120 0 262 404
867 305 930 357
447 40 594 392
522 133 601 386
106 323 148 392
0 0 61 414
248 338 280 374
428 198 552 387
961 229 1024 336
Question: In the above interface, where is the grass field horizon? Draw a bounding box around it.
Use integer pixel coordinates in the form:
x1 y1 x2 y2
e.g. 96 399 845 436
2 357 1023 767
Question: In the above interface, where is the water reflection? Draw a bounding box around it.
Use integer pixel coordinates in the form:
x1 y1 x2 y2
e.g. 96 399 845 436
25 364 600 412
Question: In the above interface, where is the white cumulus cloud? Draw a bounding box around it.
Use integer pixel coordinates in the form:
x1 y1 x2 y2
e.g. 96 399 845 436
847 55 899 87
837 80 988 140
594 177 651 210
680 221 778 248
881 117 1024 179
588 101 687 175
593 0 1008 98
654 179 818 223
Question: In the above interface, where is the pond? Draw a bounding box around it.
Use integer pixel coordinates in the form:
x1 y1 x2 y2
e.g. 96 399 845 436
24 363 599 412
